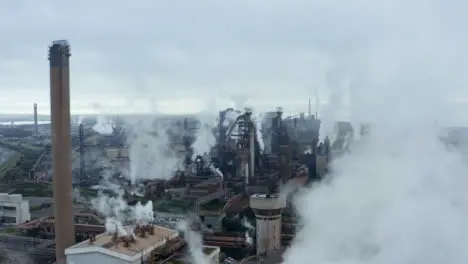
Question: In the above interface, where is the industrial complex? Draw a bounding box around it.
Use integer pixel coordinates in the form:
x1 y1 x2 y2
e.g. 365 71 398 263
0 40 362 264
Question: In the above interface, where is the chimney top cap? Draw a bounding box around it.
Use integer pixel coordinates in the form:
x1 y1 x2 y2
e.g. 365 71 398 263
51 40 69 46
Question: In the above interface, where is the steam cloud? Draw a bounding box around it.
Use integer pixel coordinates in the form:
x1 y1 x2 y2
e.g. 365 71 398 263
126 117 182 183
242 217 255 245
91 104 114 135
177 220 213 264
89 154 155 234
192 117 216 158
92 115 113 135
283 1 468 263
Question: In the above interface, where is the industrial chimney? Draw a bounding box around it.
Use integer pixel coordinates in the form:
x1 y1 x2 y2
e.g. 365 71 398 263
48 39 76 263
33 103 38 137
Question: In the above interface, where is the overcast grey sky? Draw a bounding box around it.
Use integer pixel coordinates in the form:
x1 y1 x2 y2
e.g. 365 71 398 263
1 0 467 116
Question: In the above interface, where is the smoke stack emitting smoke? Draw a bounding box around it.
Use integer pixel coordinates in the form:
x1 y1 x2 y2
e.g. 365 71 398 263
86 5 468 259
88 109 219 264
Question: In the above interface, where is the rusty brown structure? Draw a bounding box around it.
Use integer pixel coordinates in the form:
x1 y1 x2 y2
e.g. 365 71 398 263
48 39 76 262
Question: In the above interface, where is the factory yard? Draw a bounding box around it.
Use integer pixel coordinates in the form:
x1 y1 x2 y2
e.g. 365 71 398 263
0 99 325 264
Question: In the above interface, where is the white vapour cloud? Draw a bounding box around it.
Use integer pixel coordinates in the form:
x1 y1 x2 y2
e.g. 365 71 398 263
192 120 216 158
105 218 127 236
252 113 264 152
92 115 113 135
282 0 468 263
77 115 84 125
134 200 154 224
91 189 128 222
92 104 114 135
126 117 182 183
177 220 212 264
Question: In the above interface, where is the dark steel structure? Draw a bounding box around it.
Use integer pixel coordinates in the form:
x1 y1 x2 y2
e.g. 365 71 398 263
33 103 38 137
48 39 76 262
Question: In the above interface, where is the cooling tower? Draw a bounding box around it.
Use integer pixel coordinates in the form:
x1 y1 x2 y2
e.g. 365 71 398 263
250 194 285 257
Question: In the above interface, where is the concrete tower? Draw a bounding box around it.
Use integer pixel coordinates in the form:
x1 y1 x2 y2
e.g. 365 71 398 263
33 103 38 136
250 194 285 257
48 39 76 263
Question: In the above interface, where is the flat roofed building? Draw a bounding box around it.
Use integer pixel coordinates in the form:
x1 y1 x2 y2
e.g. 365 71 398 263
65 225 220 264
0 193 30 225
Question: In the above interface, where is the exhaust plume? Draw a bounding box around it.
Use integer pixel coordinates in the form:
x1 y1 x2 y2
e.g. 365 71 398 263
134 201 154 224
242 217 255 245
192 119 216 158
92 115 113 135
283 1 468 263
91 103 114 135
177 220 212 264
105 218 127 236
126 117 182 183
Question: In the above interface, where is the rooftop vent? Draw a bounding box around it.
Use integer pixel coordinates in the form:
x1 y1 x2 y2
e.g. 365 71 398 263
89 234 96 244
134 224 154 238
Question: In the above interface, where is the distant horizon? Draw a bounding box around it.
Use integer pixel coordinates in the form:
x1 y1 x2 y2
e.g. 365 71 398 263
0 112 212 123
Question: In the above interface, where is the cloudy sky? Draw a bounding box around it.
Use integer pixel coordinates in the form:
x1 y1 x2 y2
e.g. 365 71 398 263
1 0 468 117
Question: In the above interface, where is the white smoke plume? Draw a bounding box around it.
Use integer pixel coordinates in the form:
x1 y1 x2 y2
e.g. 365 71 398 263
91 178 155 233
223 109 241 128
93 115 113 135
91 103 114 135
126 116 182 183
283 1 468 263
77 115 84 125
91 188 128 223
318 66 346 144
242 217 255 245
192 120 216 159
209 164 223 180
89 166 132 232
134 200 154 224
177 220 212 264
105 218 127 236
245 232 253 246
242 217 255 230
252 113 264 152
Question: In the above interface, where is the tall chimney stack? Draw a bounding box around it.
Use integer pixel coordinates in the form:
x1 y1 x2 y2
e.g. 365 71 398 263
33 103 38 137
48 39 76 263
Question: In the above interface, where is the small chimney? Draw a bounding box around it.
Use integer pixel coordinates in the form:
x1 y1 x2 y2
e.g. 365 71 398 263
89 235 96 244
111 232 119 246
148 225 154 235
134 224 141 234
